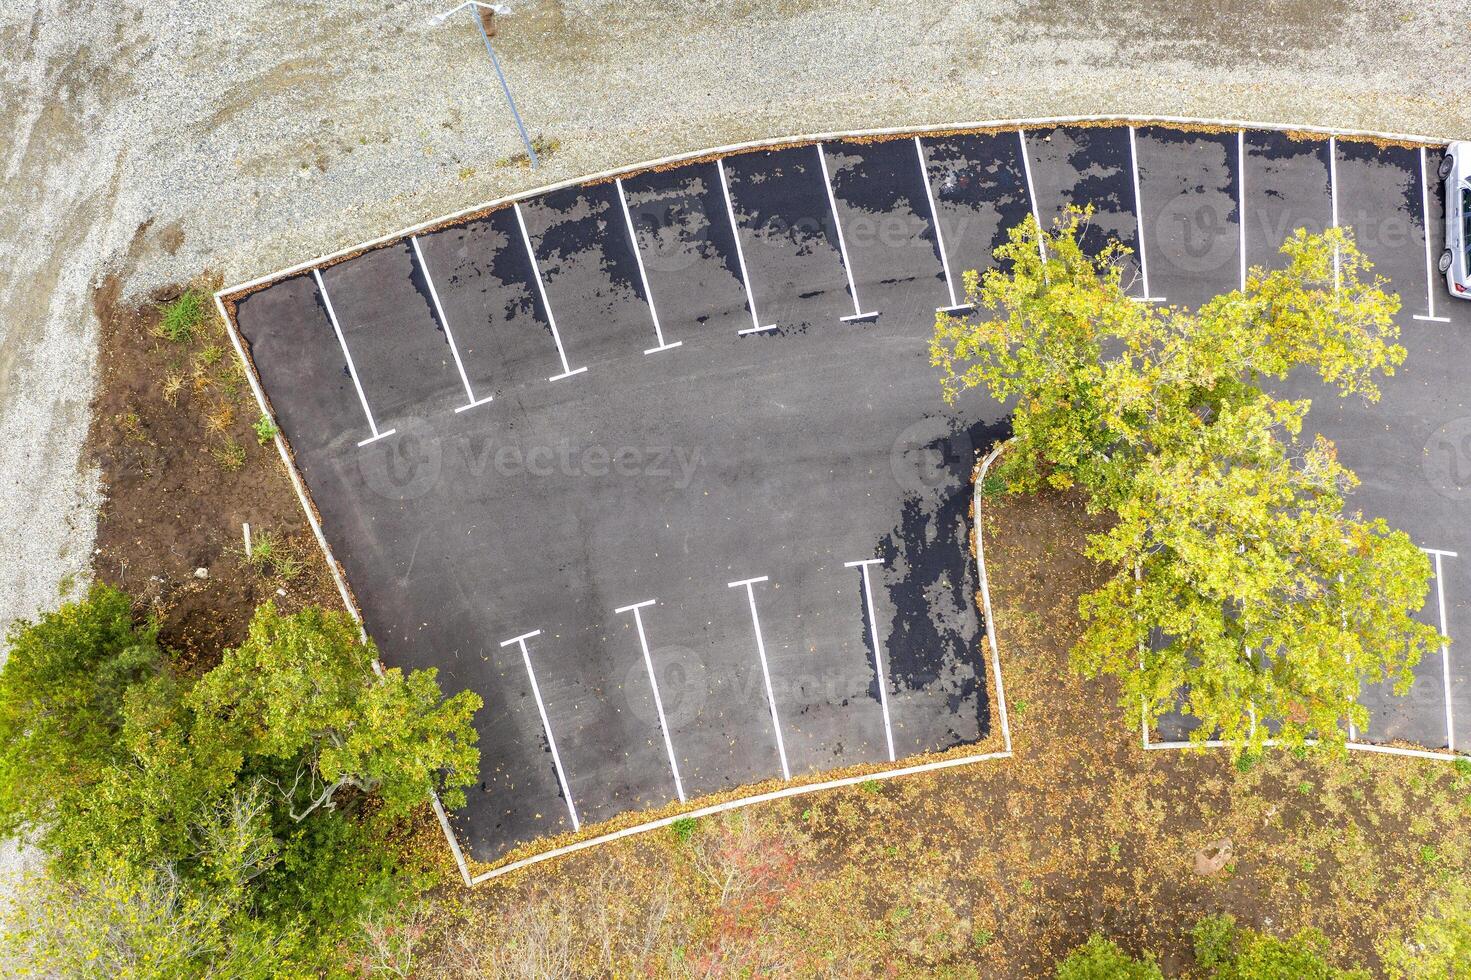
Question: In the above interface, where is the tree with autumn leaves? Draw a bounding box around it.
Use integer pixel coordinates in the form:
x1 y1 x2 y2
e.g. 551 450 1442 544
934 210 1442 751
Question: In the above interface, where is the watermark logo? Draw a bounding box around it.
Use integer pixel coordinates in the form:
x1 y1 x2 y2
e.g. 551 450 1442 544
1154 194 1237 274
891 417 974 496
1422 417 1471 501
625 645 709 728
358 416 442 501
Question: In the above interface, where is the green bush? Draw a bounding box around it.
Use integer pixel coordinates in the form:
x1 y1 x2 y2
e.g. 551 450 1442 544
1193 914 1370 979
1056 934 1164 980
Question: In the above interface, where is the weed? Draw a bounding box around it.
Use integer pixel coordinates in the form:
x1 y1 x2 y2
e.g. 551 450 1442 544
1419 844 1440 867
195 343 224 369
1108 842 1121 862
1298 781 1313 796
205 402 235 436
1453 757 1471 783
243 531 279 572
161 373 184 405
859 779 881 795
458 165 476 181
211 439 246 471
1234 751 1260 774
669 817 699 844
57 573 76 597
1013 699 1028 718
157 289 207 343
972 928 994 948
116 412 146 442
273 552 304 583
980 473 1008 498
499 135 561 170
253 414 279 446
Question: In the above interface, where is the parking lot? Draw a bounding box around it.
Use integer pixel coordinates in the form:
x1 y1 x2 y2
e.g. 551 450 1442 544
226 121 1471 871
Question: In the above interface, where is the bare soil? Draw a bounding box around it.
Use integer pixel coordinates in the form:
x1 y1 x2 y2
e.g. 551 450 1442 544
412 485 1471 977
85 279 338 664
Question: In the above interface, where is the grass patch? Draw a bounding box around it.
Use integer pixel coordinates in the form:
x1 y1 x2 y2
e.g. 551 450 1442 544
156 289 208 343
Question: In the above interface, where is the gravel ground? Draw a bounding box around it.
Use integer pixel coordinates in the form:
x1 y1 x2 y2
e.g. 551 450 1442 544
0 0 1464 884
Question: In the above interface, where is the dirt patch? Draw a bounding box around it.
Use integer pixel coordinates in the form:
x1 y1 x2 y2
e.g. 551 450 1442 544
412 484 1471 977
84 276 338 664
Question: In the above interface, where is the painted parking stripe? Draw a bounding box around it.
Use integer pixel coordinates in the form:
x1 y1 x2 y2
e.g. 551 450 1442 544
1415 147 1453 323
614 179 682 355
614 599 687 802
512 202 589 382
815 144 880 323
1329 135 1342 291
912 137 973 314
728 575 790 779
1422 547 1458 752
1237 130 1247 292
312 268 397 448
1017 129 1048 265
1127 126 1166 303
499 629 581 831
409 235 495 414
716 159 778 336
845 558 896 762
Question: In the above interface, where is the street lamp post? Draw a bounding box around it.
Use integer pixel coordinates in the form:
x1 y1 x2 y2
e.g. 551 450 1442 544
434 1 539 169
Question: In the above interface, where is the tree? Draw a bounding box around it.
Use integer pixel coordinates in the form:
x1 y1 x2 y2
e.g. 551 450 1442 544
0 595 482 975
1056 934 1164 980
932 212 1442 750
187 603 482 820
0 585 167 848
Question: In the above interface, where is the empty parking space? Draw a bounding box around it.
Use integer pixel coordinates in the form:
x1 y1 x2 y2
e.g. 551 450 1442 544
618 162 752 346
820 138 950 327
719 146 857 331
1134 126 1241 308
1242 130 1332 273
917 132 1035 294
412 209 573 397
517 183 661 370
231 123 1471 868
1021 126 1145 296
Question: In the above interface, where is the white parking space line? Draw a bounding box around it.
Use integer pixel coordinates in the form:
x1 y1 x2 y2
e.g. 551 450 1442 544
845 558 896 761
1422 547 1458 751
614 599 687 802
312 268 398 448
1415 147 1453 323
512 202 590 382
1017 129 1049 266
1237 130 1247 292
1127 126 1166 303
815 143 880 323
716 159 778 336
728 575 790 779
409 235 495 414
614 179 683 355
498 629 581 831
1329 136 1342 291
912 137 973 315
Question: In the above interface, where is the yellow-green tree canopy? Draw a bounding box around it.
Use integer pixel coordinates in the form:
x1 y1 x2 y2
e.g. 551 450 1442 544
933 212 1441 751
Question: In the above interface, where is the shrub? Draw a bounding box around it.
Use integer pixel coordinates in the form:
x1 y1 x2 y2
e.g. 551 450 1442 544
1056 934 1164 980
